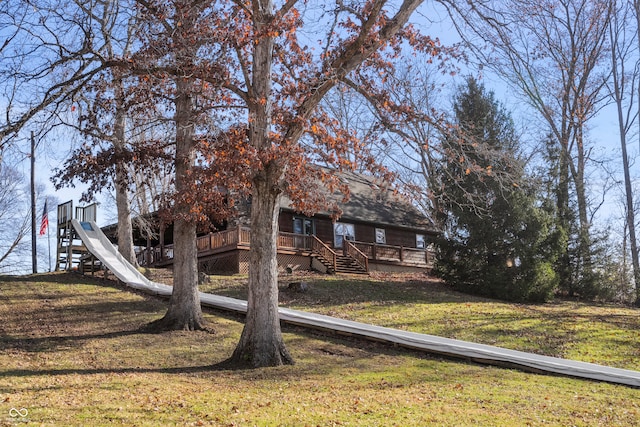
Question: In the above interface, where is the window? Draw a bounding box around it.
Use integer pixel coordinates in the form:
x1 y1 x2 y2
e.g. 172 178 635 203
334 222 355 248
375 228 386 244
416 234 425 249
293 218 302 234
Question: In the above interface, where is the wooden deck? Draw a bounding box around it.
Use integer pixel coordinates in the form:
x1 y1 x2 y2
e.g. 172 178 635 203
137 226 434 273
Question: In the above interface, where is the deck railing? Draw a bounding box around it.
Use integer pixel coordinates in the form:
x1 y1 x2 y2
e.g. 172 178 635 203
137 226 433 269
196 227 249 253
345 240 369 272
311 236 337 272
278 232 311 250
353 241 434 268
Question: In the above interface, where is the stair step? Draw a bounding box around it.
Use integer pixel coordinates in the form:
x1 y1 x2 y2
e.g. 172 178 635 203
311 250 368 275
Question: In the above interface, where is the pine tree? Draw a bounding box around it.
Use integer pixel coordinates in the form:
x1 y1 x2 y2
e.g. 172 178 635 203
434 77 559 302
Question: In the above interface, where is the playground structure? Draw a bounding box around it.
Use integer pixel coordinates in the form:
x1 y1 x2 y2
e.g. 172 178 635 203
55 201 99 272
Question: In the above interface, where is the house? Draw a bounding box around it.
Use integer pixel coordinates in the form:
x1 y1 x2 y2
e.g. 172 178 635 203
135 170 438 275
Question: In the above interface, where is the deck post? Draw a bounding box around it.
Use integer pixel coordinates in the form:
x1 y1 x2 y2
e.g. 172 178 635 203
159 223 165 262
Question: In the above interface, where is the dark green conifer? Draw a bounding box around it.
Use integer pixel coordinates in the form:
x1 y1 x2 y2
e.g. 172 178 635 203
434 77 559 302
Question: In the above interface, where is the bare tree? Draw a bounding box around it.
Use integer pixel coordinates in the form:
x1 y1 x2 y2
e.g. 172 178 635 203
0 163 33 273
609 0 640 304
223 0 434 367
74 0 140 265
442 0 613 294
1 0 144 271
128 0 234 331
128 126 175 243
0 0 112 152
319 86 392 174
359 60 447 219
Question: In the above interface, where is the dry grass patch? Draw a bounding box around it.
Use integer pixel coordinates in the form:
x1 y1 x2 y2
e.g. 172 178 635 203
0 271 639 426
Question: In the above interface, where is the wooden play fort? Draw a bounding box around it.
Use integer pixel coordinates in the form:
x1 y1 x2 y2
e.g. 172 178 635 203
55 201 99 272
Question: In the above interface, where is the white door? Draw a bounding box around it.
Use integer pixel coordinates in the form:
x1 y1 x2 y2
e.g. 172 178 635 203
334 222 355 248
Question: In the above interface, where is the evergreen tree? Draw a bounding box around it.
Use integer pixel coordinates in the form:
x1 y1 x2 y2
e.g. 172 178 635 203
434 78 559 302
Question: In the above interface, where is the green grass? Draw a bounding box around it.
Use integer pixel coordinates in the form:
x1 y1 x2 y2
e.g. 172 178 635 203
1 271 639 426
201 272 640 371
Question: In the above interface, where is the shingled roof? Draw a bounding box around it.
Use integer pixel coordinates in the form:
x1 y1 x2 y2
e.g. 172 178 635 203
282 169 436 233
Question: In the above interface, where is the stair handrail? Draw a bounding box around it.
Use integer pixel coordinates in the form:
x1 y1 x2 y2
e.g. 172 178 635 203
311 236 337 272
345 240 369 272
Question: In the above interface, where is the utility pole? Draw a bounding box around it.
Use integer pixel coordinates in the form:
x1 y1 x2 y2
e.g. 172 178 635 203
31 131 37 274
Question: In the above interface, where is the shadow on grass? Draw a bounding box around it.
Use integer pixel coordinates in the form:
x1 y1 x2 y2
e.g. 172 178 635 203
0 331 416 381
0 328 153 353
0 271 112 286
1 363 227 378
4 270 640 380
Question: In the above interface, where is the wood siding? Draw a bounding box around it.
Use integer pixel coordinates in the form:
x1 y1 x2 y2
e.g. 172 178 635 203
279 209 429 249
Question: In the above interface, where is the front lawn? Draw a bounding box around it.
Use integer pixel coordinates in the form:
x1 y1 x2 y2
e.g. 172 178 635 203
0 271 638 426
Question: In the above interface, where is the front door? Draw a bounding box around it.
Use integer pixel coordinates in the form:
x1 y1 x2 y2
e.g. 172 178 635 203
292 217 314 249
334 222 355 249
293 217 314 235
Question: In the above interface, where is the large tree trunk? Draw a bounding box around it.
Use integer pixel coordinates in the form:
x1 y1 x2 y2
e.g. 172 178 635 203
147 78 205 331
150 216 204 330
556 138 573 294
631 0 640 304
228 0 292 366
622 137 640 305
572 130 593 280
115 112 138 267
227 0 423 366
230 169 293 367
114 165 137 266
113 78 138 267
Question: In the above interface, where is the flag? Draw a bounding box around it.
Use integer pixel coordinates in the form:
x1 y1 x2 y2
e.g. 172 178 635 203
39 200 48 236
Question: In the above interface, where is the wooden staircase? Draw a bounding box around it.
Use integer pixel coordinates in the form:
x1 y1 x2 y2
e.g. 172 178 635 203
333 253 368 274
311 236 368 275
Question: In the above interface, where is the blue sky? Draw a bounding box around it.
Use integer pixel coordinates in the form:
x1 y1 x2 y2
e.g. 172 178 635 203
6 0 638 272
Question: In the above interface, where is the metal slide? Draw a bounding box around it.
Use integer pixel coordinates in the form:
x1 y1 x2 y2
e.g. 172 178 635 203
70 220 172 296
71 219 640 387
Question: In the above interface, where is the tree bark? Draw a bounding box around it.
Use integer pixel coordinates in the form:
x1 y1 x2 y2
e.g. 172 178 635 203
228 0 425 367
147 78 205 331
556 138 572 293
229 0 292 366
572 130 593 281
622 129 640 305
230 169 293 366
608 3 639 303
148 216 204 330
631 0 640 304
115 164 137 266
113 75 138 267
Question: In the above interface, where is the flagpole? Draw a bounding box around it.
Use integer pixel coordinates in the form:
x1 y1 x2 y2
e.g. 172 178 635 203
38 199 50 270
31 131 37 274
47 199 51 272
